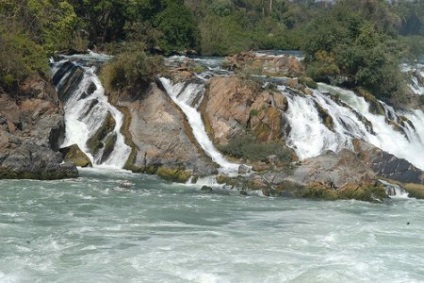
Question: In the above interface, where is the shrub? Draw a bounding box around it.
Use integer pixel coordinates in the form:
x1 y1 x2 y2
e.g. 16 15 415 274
218 134 293 164
0 27 48 91
100 50 164 93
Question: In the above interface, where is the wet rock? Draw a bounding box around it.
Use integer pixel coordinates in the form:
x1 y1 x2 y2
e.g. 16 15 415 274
238 164 251 174
115 83 217 177
200 185 213 193
292 149 376 188
354 139 424 184
0 140 78 179
0 76 78 180
60 144 92 167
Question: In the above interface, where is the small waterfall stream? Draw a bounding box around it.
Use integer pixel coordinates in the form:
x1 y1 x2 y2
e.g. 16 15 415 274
159 77 240 174
279 82 424 170
51 56 131 168
378 180 410 199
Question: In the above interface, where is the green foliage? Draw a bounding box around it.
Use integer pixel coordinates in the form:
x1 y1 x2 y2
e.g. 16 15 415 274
100 49 164 92
157 167 191 183
302 0 406 99
218 134 292 163
0 26 48 90
154 2 200 54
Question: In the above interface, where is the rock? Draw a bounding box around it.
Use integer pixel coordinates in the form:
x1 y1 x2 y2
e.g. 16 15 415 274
0 75 78 180
224 51 305 77
203 77 285 144
0 140 78 179
353 139 424 184
60 144 92 167
200 185 213 192
55 63 85 103
238 164 251 174
116 83 217 177
292 149 376 188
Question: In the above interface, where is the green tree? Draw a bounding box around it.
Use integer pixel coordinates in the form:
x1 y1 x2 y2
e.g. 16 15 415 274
0 25 48 91
153 1 200 54
302 0 405 99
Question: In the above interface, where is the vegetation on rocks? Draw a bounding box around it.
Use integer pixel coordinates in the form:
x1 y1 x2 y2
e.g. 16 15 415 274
403 183 424 199
1 0 424 195
218 134 294 164
2 0 424 102
60 144 92 167
100 48 164 94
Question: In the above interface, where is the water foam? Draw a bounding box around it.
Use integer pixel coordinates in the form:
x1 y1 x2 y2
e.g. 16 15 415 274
160 78 240 174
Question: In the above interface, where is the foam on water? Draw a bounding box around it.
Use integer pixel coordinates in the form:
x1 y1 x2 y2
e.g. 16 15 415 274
1 172 424 282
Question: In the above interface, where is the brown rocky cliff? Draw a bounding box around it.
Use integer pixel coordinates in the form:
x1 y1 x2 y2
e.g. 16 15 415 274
113 82 217 177
203 76 286 145
0 76 77 179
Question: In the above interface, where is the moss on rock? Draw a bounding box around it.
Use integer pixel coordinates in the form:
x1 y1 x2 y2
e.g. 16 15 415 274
299 76 318 89
356 87 385 116
403 183 424 199
60 144 92 167
86 112 116 155
157 167 191 183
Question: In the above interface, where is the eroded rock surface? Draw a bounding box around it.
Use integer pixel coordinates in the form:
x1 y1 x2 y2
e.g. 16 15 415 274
115 82 217 177
0 77 78 179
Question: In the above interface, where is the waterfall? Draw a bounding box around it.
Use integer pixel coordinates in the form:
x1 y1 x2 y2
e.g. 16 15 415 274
159 77 240 174
279 83 424 170
402 63 424 96
51 57 131 169
378 180 410 199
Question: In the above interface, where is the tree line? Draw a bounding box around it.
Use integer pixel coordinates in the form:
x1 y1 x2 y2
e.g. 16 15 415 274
1 0 424 101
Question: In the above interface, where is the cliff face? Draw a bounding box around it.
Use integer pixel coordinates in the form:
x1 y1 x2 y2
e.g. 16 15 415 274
0 76 78 179
113 82 217 179
100 51 423 200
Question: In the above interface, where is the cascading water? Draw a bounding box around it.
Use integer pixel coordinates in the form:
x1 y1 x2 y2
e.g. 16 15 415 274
159 77 240 174
378 179 410 199
164 55 424 174
402 63 424 96
51 55 131 168
278 82 424 170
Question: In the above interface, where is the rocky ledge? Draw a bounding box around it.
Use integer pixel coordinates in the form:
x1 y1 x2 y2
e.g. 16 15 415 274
0 76 78 179
157 51 424 201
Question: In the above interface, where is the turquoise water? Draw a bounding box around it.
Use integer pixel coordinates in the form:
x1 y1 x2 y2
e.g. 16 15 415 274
1 169 424 283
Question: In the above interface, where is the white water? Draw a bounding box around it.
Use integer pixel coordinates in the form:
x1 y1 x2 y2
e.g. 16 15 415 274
1 170 424 283
379 180 410 200
281 86 357 159
52 60 131 168
278 83 424 170
160 78 240 173
402 63 424 96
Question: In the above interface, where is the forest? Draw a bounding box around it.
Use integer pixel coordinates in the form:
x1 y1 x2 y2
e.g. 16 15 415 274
1 0 424 101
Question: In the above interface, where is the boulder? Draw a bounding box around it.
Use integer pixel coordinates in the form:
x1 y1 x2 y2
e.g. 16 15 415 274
0 140 78 179
292 149 376 188
224 51 305 77
354 139 424 184
0 76 78 180
116 82 217 177
60 144 92 167
203 76 285 144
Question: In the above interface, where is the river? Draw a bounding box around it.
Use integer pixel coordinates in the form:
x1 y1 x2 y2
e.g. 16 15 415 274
1 169 423 283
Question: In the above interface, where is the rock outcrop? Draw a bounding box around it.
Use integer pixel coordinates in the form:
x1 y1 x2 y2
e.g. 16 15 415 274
113 82 217 179
225 51 304 77
60 144 92 167
0 76 78 179
354 139 424 184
